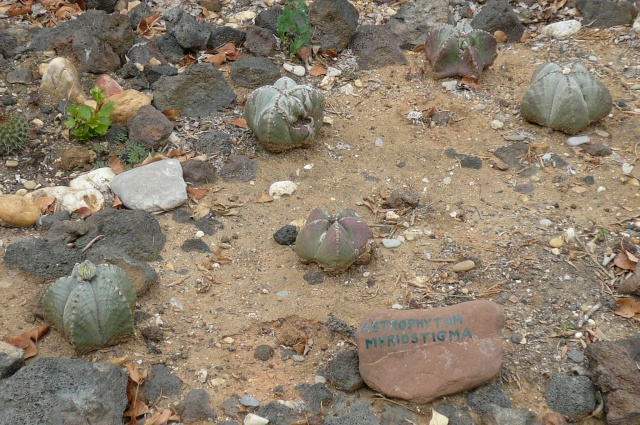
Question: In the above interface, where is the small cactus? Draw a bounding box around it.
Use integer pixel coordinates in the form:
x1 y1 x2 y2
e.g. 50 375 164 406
520 61 612 135
42 260 136 353
0 112 28 156
244 77 325 152
295 207 374 273
424 24 497 80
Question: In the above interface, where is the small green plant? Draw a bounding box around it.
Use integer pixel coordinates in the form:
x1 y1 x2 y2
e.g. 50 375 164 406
64 86 114 141
596 227 610 242
119 138 149 168
558 322 575 332
277 0 312 57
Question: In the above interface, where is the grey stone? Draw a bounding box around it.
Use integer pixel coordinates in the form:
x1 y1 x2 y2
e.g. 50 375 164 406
192 129 234 155
85 0 118 12
255 7 283 35
581 143 613 157
0 30 18 59
178 389 217 423
467 384 511 413
577 0 638 28
153 63 236 117
181 159 217 184
142 364 184 403
230 56 281 89
254 345 275 361
219 155 258 183
127 35 168 67
493 142 538 177
295 382 333 415
325 398 380 425
380 405 419 425
181 238 211 253
587 334 640 425
6 67 32 84
308 0 359 52
0 357 128 425
155 33 186 63
144 64 178 85
445 148 482 169
351 26 408 70
434 403 477 425
326 316 355 340
545 374 596 422
567 349 585 363
304 271 325 285
111 159 187 212
127 1 154 29
325 350 364 392
207 24 246 49
471 0 525 43
127 105 173 150
163 7 210 50
483 404 542 425
4 237 84 280
45 219 89 243
387 0 450 47
240 396 260 407
245 26 276 57
29 10 134 73
88 245 159 296
0 341 23 379
256 401 299 425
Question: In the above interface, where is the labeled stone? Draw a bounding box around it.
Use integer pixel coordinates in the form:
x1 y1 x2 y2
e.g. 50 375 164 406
356 300 505 403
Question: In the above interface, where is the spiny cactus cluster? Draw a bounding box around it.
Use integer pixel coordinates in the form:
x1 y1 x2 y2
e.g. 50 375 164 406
41 260 136 353
424 24 497 80
0 112 28 156
244 77 325 152
295 207 374 273
520 61 613 135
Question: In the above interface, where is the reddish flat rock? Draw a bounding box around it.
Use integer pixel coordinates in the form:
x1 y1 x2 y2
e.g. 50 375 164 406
356 300 505 403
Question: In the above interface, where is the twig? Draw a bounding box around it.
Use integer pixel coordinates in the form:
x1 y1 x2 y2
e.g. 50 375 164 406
577 303 602 328
81 234 105 253
427 258 456 263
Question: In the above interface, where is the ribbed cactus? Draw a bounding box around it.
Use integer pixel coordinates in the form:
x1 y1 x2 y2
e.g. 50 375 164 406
424 24 497 80
42 260 136 353
244 77 325 152
520 62 612 135
295 207 374 273
0 113 28 156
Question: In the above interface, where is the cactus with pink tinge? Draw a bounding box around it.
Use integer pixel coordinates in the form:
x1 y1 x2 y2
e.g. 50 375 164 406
295 207 374 273
244 76 325 152
424 24 497 80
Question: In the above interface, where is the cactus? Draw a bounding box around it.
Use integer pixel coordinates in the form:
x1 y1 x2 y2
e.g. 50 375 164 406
295 207 374 273
244 77 325 152
520 62 612 135
0 112 28 156
424 24 497 80
41 260 136 353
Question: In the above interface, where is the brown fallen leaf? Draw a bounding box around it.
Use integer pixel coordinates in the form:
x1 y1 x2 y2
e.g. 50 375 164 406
145 409 180 425
191 201 211 221
614 250 637 271
136 12 160 36
71 207 93 219
108 155 126 175
254 193 274 203
112 196 123 208
542 412 568 425
2 324 49 359
231 118 248 129
203 51 227 68
136 153 166 167
187 187 209 200
34 196 56 214
309 65 327 77
162 109 181 121
613 297 640 318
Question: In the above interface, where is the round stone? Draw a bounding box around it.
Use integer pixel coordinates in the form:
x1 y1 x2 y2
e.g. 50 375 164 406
273 225 298 245
549 237 564 248
254 345 275 361
453 260 476 272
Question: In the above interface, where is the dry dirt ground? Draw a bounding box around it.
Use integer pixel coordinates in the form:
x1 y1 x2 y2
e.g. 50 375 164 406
1 19 640 425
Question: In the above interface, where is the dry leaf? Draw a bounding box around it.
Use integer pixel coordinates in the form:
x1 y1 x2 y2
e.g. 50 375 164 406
145 409 179 425
460 76 479 88
560 345 568 359
125 363 147 384
613 298 640 318
296 45 312 62
413 44 426 53
429 409 449 425
136 12 160 36
309 65 327 76
108 155 126 175
231 118 248 129
192 201 211 221
187 187 209 200
542 412 569 425
2 324 49 359
72 207 92 219
112 196 123 208
8 6 32 17
162 109 181 121
136 154 166 167
254 193 274 203
34 196 56 214
203 52 227 68
614 251 637 271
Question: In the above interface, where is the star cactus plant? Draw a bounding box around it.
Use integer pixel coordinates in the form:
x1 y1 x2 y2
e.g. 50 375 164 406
295 207 374 273
424 24 497 80
41 260 136 353
244 76 325 152
520 61 612 135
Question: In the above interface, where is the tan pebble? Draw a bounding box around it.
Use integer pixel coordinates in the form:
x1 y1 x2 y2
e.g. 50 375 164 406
219 242 232 249
519 337 527 344
628 178 640 187
14 189 28 196
518 194 529 203
452 260 476 272
31 118 44 127
0 195 41 227
5 160 19 168
354 79 363 88
23 181 37 190
222 337 234 344
549 237 564 248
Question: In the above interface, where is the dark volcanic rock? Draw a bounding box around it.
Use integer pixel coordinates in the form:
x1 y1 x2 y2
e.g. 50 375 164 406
471 0 525 43
230 56 281 89
4 237 84 280
577 0 638 28
351 25 408 70
308 0 359 52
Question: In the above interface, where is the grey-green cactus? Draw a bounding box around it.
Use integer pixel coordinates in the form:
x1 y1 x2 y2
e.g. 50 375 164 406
295 207 374 273
424 24 497 80
0 113 28 156
520 62 612 135
42 260 136 353
244 76 325 152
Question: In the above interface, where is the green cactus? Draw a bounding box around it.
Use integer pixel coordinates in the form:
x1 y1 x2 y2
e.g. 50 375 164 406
0 112 29 156
295 207 374 273
244 77 325 152
520 62 612 135
424 24 497 80
41 260 136 353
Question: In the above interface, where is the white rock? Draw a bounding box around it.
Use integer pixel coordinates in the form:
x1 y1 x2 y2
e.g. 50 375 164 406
633 14 640 33
283 63 295 72
292 66 306 76
441 80 457 91
542 20 582 38
232 10 256 21
565 227 575 240
566 135 590 146
597 186 606 193
269 181 297 198
69 167 116 193
315 375 327 384
491 120 504 130
40 57 86 104
391 303 404 310
340 84 354 95
539 219 552 227
382 238 401 249
25 186 105 213
442 177 452 185
244 413 269 425
622 163 634 174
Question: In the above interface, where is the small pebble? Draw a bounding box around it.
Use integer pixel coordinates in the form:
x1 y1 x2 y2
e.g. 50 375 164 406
442 177 452 185
551 248 561 255
596 186 606 193
539 219 552 227
292 354 305 362
566 135 590 146
5 160 18 168
223 337 235 344
594 130 609 138
374 137 383 147
169 297 184 311
391 303 404 310
195 230 205 238
315 375 327 384
244 413 269 425
503 134 525 141
276 290 289 298
549 237 564 248
23 181 37 190
574 331 583 339
622 163 634 174
442 80 457 91
490 119 504 130
354 79 363 88
240 396 260 407
452 260 476 272
566 349 585 363
382 238 401 249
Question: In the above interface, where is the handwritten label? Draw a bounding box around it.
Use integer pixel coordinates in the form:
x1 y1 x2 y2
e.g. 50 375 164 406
360 315 472 349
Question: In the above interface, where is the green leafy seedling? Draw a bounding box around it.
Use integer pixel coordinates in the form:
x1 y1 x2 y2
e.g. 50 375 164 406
277 0 312 57
64 86 114 142
596 227 610 242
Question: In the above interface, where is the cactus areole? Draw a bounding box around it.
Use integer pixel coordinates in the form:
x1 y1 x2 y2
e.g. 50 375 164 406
295 207 374 273
41 260 136 353
244 77 325 152
424 24 497 80
520 62 612 135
